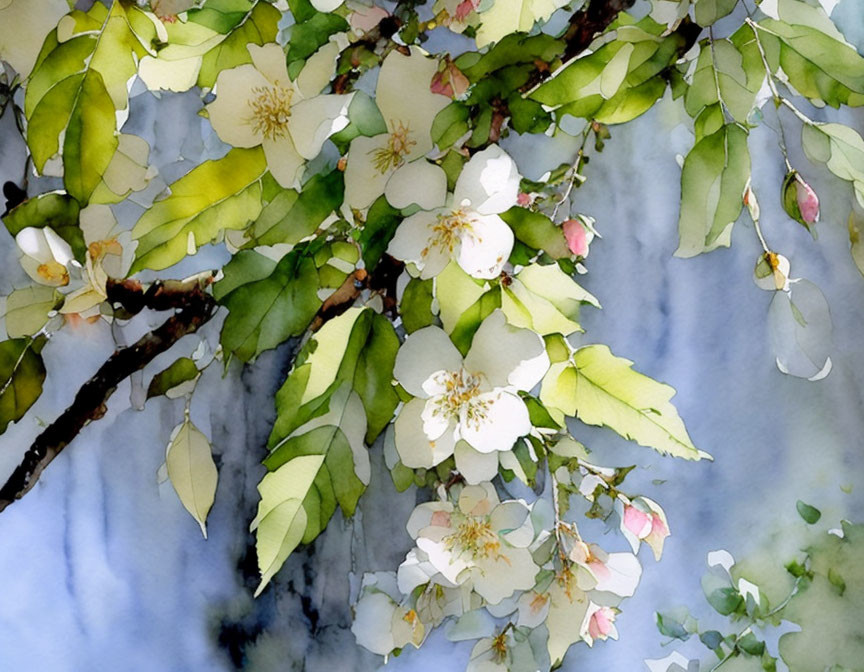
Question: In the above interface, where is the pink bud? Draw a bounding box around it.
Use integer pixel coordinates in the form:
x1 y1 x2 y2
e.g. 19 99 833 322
588 607 615 640
517 192 533 207
795 177 820 225
623 505 652 538
430 72 453 98
431 61 470 99
454 0 478 20
563 219 589 257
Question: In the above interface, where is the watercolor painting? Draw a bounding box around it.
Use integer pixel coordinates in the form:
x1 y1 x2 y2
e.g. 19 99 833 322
0 0 862 670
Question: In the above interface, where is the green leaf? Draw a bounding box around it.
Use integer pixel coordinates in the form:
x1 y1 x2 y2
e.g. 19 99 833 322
501 262 599 337
707 587 745 615
264 383 368 525
655 609 692 640
25 2 152 203
165 419 218 539
131 147 268 273
450 286 502 355
197 1 280 88
739 632 766 656
400 277 437 334
758 0 864 108
500 207 570 259
694 0 737 26
352 314 399 443
251 453 325 596
796 499 822 524
3 287 61 340
801 123 864 209
147 358 200 400
540 344 709 460
286 12 348 66
0 339 46 436
359 196 402 272
431 103 470 150
701 630 724 650
217 247 322 362
676 124 751 258
1 193 85 260
187 0 255 33
247 170 344 247
685 36 763 124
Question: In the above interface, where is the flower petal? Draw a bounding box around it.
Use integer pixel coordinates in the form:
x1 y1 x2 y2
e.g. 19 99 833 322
453 146 520 215
472 546 539 604
395 398 456 467
248 43 291 87
376 47 450 157
594 553 642 597
464 310 546 389
351 592 397 655
208 65 269 147
295 39 340 99
343 134 393 209
387 210 436 264
385 161 448 210
459 391 530 454
287 93 353 159
456 213 513 279
262 135 305 189
454 442 499 484
394 326 463 397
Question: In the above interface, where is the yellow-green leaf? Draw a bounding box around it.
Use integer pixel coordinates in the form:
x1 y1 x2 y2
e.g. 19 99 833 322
251 454 325 596
0 339 46 436
3 287 61 339
540 344 709 460
131 147 267 273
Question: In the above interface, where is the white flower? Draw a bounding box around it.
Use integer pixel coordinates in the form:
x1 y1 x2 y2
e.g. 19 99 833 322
387 146 520 280
352 572 425 656
397 483 540 605
15 227 74 287
206 42 352 188
393 310 549 483
344 47 449 210
60 205 133 316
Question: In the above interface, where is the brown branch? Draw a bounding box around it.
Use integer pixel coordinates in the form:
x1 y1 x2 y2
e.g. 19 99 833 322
0 278 217 513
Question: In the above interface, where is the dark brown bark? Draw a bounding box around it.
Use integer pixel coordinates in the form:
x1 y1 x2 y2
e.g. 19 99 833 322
0 278 217 513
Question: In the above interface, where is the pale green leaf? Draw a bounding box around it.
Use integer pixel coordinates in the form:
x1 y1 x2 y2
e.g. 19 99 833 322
147 357 200 400
166 419 218 538
676 124 751 257
540 344 708 460
3 287 61 340
251 454 325 596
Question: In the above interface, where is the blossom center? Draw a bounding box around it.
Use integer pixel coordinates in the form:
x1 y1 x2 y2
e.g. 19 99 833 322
248 85 293 141
427 369 490 429
445 517 501 560
37 260 69 285
371 120 416 173
422 209 478 258
88 238 122 261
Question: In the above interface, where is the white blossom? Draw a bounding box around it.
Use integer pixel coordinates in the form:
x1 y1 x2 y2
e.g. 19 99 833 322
387 146 520 280
393 310 549 483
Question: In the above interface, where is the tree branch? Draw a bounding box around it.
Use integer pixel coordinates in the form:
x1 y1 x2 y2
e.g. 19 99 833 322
0 277 217 513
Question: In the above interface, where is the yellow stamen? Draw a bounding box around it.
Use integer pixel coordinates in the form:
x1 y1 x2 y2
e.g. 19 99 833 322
444 517 502 560
248 85 293 141
427 369 491 430
37 261 69 286
371 120 416 173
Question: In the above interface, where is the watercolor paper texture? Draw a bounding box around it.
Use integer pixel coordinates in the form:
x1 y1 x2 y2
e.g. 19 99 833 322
0 0 863 670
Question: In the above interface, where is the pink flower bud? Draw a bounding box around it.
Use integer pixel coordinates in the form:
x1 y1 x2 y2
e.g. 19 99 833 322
588 606 616 640
430 60 470 99
517 192 533 207
563 219 589 257
623 505 652 538
782 170 819 233
795 177 820 225
454 0 479 20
